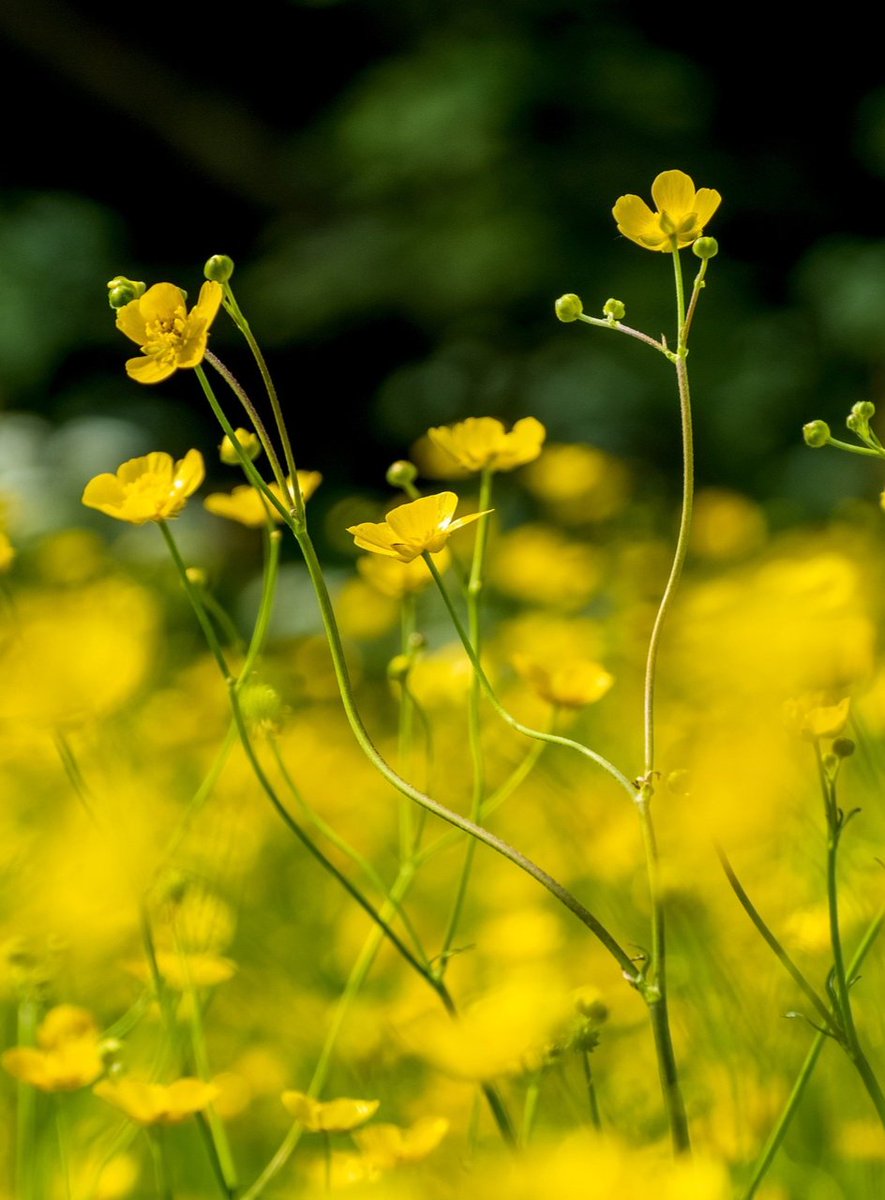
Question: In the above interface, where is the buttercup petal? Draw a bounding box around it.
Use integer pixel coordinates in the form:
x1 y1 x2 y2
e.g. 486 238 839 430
125 353 177 384
612 194 664 248
115 299 149 345
651 170 696 218
139 283 187 323
385 493 458 541
173 449 206 498
693 187 722 227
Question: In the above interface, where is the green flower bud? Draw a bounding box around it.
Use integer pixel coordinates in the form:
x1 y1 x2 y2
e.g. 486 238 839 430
386 460 418 488
692 237 719 260
204 254 235 283
603 298 626 321
387 654 411 683
220 429 262 464
107 276 146 309
853 401 876 421
555 293 583 323
239 682 284 733
803 420 830 448
832 737 856 759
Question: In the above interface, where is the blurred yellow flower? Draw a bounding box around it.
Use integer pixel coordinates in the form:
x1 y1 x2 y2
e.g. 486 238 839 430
355 1117 449 1168
514 656 614 709
82 450 204 524
357 547 450 597
125 950 236 989
93 1076 219 1125
613 170 721 252
0 530 14 572
281 1090 380 1132
116 281 223 383
2 1005 103 1091
784 694 851 740
204 471 322 527
427 417 546 474
347 493 488 563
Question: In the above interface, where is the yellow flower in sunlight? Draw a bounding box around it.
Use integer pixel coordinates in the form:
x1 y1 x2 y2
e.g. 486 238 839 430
93 1076 219 1125
82 450 205 524
427 417 546 474
613 169 721 252
355 1117 449 1169
2 1005 103 1091
281 1090 380 1133
784 694 851 740
357 547 450 597
514 655 614 709
347 492 489 563
115 281 223 383
125 950 237 989
204 471 322 527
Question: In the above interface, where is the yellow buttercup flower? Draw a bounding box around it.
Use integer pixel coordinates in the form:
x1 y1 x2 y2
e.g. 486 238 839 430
2 1005 104 1092
82 450 205 524
347 492 488 563
355 1117 449 1168
204 472 322 527
613 170 721 252
116 280 223 383
514 655 614 709
93 1076 219 1125
427 417 546 474
281 1089 380 1133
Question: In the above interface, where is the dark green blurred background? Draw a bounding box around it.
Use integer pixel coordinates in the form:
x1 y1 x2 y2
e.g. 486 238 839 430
2 0 885 534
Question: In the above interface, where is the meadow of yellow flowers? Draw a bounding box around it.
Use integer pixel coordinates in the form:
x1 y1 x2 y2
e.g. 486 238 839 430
1 172 884 1199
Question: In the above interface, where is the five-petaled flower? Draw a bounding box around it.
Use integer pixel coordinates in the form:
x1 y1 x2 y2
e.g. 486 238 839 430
116 281 223 383
203 472 322 528
2 1005 104 1092
613 170 721 252
347 493 488 563
94 1076 219 1125
427 417 546 474
82 450 205 524
281 1090 380 1133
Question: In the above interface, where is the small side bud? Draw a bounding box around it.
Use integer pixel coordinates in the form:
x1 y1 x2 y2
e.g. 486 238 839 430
853 401 876 421
204 254 235 283
803 420 830 448
220 429 262 464
387 654 411 683
239 682 284 733
603 297 626 321
555 293 583 323
693 236 719 260
386 460 417 488
107 276 146 309
832 737 856 759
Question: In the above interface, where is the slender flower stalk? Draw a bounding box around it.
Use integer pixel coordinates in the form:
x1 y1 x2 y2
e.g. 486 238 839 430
192 364 637 976
439 467 494 971
740 910 884 1199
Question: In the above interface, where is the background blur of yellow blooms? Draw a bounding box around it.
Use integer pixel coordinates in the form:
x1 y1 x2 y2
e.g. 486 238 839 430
2 7 885 1196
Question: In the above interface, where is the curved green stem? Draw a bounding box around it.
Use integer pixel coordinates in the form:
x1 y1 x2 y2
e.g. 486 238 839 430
717 846 838 1035
817 747 885 1126
576 313 667 355
221 287 302 505
423 553 634 798
740 910 884 1199
203 352 289 498
196 359 636 976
